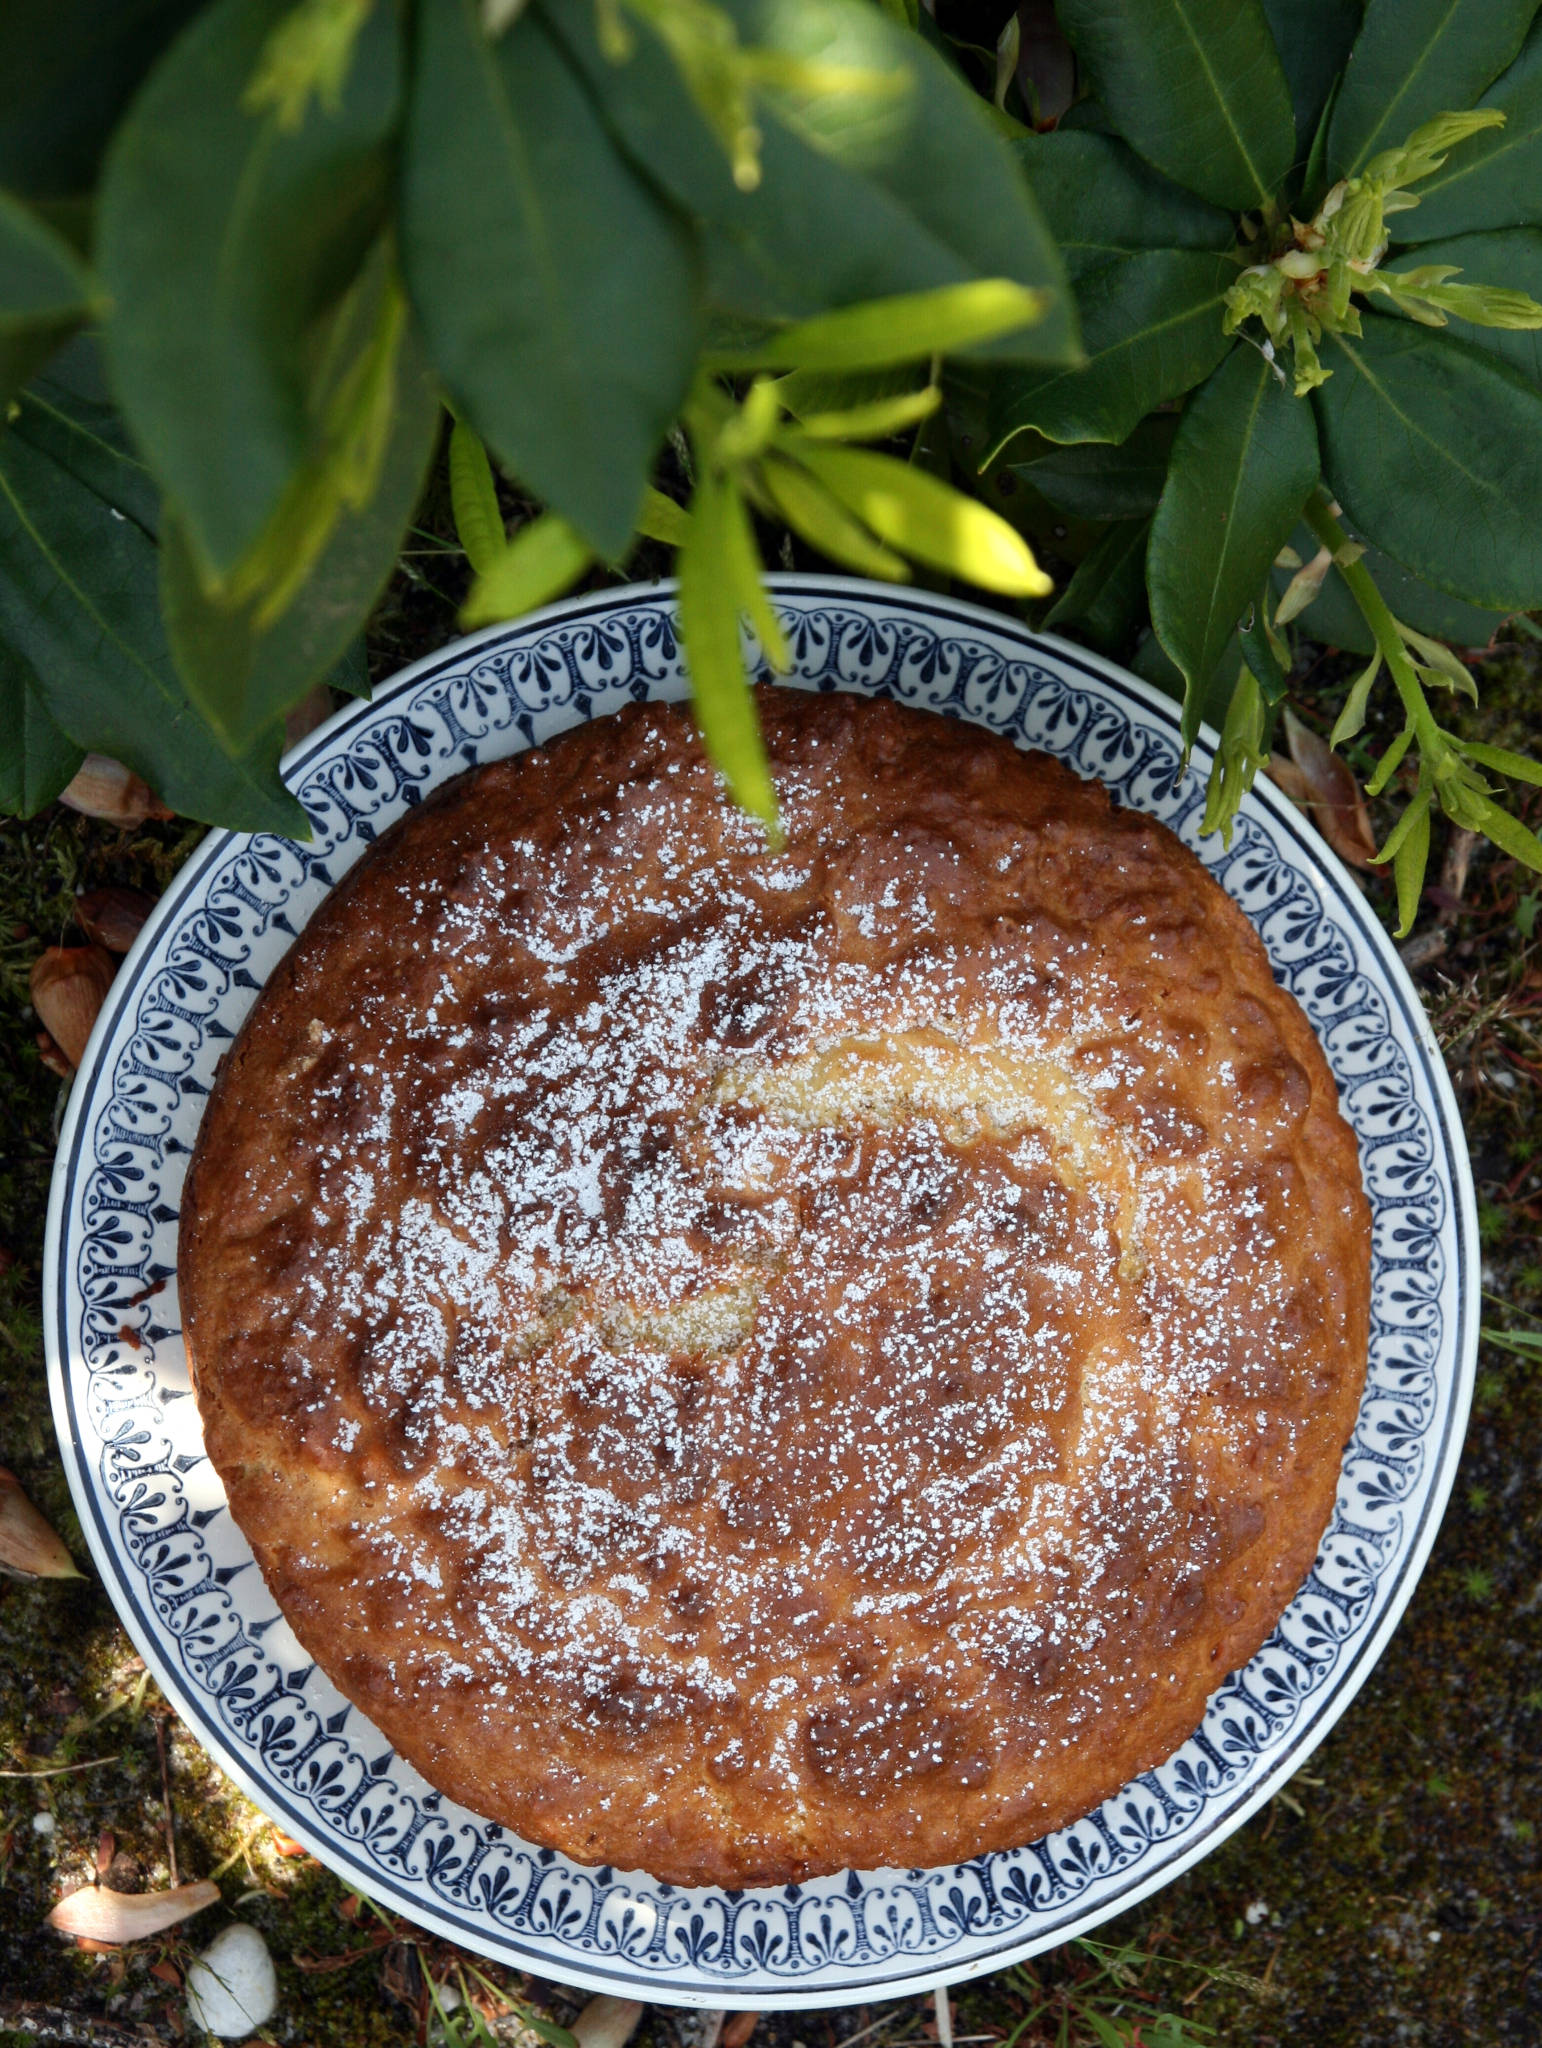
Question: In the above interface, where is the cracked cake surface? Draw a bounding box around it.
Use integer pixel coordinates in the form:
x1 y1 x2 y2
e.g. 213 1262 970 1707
179 685 1371 1886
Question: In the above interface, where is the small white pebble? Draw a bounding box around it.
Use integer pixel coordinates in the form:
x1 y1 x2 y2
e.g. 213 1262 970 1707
1428 1929 1442 1944
184 1923 278 2037
31 1812 55 1837
1244 1898 1270 1926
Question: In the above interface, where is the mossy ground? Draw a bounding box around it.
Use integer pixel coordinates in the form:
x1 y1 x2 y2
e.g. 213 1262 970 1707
2 502 1538 2045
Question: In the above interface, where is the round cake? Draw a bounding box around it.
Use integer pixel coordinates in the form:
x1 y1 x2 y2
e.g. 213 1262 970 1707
180 684 1370 1887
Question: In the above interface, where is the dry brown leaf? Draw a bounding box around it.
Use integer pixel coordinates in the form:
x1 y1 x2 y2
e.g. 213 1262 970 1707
723 2017 759 2048
58 754 170 828
29 946 115 1069
1267 711 1378 869
0 1469 82 1580
46 1877 219 1943
35 1032 72 1081
75 887 155 955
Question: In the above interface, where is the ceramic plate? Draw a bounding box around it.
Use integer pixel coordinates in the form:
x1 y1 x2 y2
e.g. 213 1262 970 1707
45 577 1477 2008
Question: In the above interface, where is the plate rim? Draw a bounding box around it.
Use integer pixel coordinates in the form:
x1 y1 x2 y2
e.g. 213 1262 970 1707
43 574 1479 2008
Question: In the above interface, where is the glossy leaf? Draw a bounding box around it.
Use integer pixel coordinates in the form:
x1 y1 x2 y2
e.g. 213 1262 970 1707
713 280 1048 371
16 339 162 539
0 191 100 403
1260 0 1362 157
1133 625 1241 735
0 656 83 815
160 317 441 753
1314 314 1542 611
1326 0 1534 183
1044 518 1149 654
543 0 1076 364
1010 130 1233 281
793 442 1051 593
0 0 202 199
1012 414 1178 519
1052 0 1295 209
449 419 505 575
97 0 402 581
1402 21 1542 242
1150 345 1320 747
986 251 1234 460
403 0 699 559
460 513 595 628
677 466 780 828
1269 518 1507 652
0 385 306 836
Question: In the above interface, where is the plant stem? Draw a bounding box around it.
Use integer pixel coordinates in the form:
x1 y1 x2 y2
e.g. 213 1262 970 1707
1302 491 1443 753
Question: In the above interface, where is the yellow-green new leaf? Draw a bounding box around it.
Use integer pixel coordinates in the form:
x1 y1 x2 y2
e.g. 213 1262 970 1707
795 387 941 441
761 454 910 580
635 485 692 547
714 281 1050 372
678 469 780 831
718 478 790 672
1390 793 1431 935
461 512 593 626
1328 652 1381 746
1462 739 1542 786
449 420 505 574
792 443 1052 594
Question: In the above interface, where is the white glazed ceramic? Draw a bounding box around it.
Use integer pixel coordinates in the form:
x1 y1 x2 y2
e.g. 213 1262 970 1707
45 577 1477 2008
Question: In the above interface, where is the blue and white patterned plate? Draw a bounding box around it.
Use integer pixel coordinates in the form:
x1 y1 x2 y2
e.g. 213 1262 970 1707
45 577 1477 2009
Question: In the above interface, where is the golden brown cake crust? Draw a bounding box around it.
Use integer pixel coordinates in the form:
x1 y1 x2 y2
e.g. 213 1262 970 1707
180 686 1370 1887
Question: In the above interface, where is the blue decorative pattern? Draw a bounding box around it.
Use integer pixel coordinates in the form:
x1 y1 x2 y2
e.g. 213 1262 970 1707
48 583 1471 2004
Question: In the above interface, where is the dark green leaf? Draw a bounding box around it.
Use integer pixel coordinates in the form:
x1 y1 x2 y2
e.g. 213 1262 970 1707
1010 131 1233 281
0 654 83 815
1270 518 1507 651
1399 18 1542 241
1389 231 1542 385
1314 313 1542 611
986 252 1234 460
0 189 100 402
0 0 202 199
160 316 440 754
1149 345 1320 746
1044 517 1149 654
97 0 402 581
1327 0 1534 183
543 0 1076 365
403 0 699 560
1239 597 1289 705
1052 0 1295 209
1261 0 1361 158
14 340 161 540
1133 624 1242 733
1013 413 1178 519
0 383 306 836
